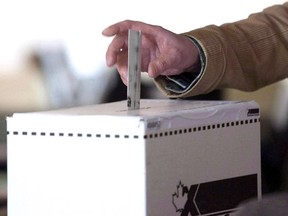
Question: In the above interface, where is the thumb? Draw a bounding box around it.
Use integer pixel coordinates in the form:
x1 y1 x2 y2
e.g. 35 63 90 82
147 57 170 78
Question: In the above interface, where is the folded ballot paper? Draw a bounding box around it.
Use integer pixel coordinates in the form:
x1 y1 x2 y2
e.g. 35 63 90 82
7 99 261 216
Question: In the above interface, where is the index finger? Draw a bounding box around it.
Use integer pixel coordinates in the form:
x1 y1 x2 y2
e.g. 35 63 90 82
102 20 135 37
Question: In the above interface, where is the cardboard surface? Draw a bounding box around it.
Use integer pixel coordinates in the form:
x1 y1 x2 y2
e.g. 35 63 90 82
7 99 261 216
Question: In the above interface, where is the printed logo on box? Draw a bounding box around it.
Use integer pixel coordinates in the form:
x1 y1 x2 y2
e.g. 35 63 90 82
172 174 258 216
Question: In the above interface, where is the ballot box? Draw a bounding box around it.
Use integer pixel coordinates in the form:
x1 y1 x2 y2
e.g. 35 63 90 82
7 99 261 216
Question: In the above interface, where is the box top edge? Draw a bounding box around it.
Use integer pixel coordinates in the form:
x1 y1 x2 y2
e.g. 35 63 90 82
8 99 259 119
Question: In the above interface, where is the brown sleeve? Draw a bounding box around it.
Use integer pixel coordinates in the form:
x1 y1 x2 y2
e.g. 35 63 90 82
154 3 288 98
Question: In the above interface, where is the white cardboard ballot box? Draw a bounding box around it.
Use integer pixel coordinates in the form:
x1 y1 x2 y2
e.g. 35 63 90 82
7 99 261 216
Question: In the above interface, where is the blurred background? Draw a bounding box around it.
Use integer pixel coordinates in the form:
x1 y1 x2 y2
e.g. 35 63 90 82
0 0 287 215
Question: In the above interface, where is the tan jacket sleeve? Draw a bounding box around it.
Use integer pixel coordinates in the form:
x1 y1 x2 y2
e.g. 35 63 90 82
154 2 288 98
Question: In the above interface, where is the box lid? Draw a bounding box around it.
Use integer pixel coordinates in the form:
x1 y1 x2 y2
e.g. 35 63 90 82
7 99 260 135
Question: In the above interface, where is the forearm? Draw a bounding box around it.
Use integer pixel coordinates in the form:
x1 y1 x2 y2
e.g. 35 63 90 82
155 2 288 98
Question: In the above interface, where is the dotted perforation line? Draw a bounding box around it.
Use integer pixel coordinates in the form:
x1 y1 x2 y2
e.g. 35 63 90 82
143 118 260 139
7 118 259 140
7 131 140 139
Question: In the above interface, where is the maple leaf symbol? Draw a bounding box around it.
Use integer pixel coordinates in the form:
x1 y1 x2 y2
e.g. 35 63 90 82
172 181 189 213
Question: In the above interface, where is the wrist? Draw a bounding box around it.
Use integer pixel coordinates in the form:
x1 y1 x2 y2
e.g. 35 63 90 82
184 35 205 74
163 35 206 94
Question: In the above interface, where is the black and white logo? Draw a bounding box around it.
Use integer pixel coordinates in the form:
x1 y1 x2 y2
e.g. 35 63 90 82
172 174 258 216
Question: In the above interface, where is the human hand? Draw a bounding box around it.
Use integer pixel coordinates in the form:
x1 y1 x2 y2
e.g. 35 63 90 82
102 20 200 85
